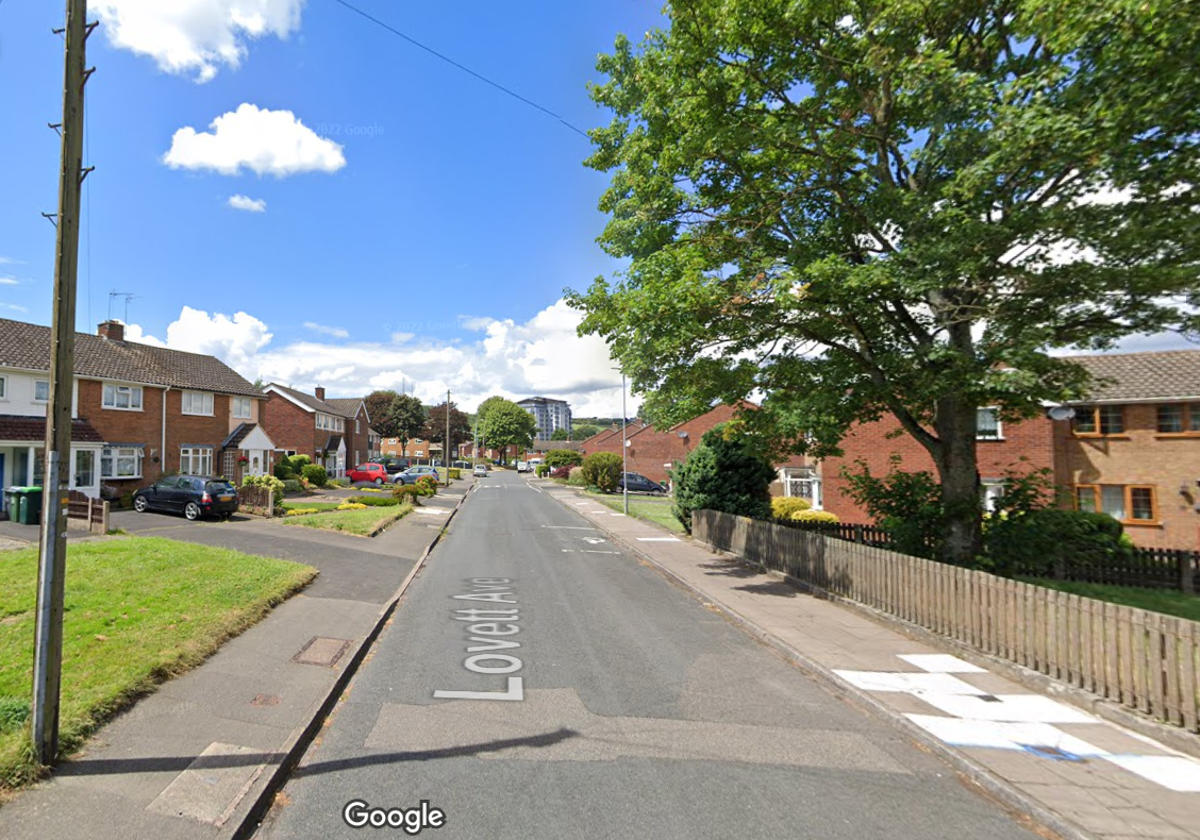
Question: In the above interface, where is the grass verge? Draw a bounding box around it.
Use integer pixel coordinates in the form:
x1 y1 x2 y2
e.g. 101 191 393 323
281 501 342 512
586 491 685 534
1020 578 1200 623
0 537 316 792
281 501 413 536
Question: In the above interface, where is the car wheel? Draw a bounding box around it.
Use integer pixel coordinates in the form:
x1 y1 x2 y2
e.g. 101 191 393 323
184 502 201 521
133 494 149 513
375 477 384 485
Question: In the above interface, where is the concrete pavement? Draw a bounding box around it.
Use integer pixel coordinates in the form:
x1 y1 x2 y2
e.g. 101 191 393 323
0 481 470 840
541 481 1200 840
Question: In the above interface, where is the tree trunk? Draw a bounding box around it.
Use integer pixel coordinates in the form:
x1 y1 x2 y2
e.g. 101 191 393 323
932 393 982 567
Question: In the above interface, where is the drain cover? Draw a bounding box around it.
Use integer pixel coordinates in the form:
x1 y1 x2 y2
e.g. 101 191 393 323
293 636 352 668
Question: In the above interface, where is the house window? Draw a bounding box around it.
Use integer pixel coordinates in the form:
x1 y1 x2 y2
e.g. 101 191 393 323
976 408 1002 440
0 375 6 399
180 445 214 475
981 480 1006 512
355 419 360 434
1075 484 1157 524
1072 405 1124 436
34 380 50 402
1157 403 1200 434
232 396 252 419
74 450 95 487
100 446 143 478
102 383 143 411
181 391 214 416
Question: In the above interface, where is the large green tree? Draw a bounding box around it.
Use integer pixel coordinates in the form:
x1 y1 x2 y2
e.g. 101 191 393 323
365 390 427 457
478 398 539 464
422 401 473 460
569 0 1200 565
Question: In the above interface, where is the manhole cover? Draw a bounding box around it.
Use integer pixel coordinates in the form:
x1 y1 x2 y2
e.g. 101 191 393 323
293 636 352 668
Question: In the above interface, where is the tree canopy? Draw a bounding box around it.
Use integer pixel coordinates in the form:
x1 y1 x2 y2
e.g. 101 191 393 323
422 401 473 456
478 397 539 461
569 0 1200 564
366 390 427 452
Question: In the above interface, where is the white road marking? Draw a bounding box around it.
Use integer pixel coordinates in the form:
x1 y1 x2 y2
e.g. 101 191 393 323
637 536 679 542
898 654 986 673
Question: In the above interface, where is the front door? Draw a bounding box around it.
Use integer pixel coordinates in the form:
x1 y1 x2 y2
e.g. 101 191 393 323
247 451 264 477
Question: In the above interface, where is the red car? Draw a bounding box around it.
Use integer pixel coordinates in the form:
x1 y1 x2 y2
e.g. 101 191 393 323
347 462 391 485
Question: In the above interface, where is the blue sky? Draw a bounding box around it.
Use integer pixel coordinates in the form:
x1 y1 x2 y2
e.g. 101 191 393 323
0 0 664 415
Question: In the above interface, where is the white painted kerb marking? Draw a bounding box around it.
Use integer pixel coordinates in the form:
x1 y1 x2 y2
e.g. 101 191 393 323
637 537 680 542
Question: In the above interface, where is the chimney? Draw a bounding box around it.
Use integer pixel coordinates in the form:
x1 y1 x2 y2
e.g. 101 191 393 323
98 320 125 342
314 386 325 401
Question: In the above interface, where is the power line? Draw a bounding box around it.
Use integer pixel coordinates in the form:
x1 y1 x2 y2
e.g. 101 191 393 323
327 0 590 139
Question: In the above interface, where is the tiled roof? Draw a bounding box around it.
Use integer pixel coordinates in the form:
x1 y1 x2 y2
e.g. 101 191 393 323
1062 349 1200 403
321 434 343 453
220 423 255 450
0 414 104 443
0 318 261 397
324 398 364 420
266 383 337 414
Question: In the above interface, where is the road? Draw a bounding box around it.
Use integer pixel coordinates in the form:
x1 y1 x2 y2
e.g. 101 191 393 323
258 470 1036 840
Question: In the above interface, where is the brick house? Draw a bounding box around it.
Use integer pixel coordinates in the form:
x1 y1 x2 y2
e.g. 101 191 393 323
260 385 354 477
578 402 816 498
0 318 272 510
324 398 372 468
819 349 1200 550
378 436 440 463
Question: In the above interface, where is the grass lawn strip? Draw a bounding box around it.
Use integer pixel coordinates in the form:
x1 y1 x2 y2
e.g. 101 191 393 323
0 536 316 791
586 491 685 534
1021 578 1200 623
281 500 414 536
281 500 342 512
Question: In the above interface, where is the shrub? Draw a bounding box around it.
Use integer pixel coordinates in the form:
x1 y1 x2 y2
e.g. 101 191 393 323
792 509 840 524
290 454 312 468
771 497 811 521
984 509 1131 577
567 466 587 486
671 425 776 533
242 474 285 506
301 464 328 487
392 484 423 505
284 507 320 517
273 463 294 480
337 502 368 510
581 452 623 493
448 468 461 480
348 495 401 507
545 449 584 468
535 464 551 478
414 474 439 496
841 458 943 560
281 479 304 495
550 465 573 480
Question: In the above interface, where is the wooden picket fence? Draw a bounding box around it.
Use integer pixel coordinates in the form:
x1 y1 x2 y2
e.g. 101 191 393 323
694 509 1200 733
66 489 109 534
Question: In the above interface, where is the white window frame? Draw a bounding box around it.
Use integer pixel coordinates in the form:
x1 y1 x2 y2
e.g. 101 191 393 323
103 383 143 411
781 467 822 509
101 445 144 478
231 396 252 419
981 480 1006 512
976 407 1002 440
180 445 214 476
181 390 214 416
0 374 6 399
34 379 50 402
74 449 96 488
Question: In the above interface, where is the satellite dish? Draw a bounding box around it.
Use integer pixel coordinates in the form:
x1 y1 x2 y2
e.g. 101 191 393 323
1047 406 1076 421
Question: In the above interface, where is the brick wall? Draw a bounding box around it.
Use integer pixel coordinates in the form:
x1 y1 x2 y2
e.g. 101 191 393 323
1058 404 1200 550
820 413 1057 523
260 392 317 460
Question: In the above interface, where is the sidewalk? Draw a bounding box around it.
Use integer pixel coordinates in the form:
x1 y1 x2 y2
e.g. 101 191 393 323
0 482 470 840
544 484 1200 840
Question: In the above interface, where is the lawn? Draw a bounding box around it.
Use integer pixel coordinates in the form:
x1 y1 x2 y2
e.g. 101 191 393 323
0 537 316 791
281 500 343 512
1021 578 1200 623
281 501 414 536
587 491 685 534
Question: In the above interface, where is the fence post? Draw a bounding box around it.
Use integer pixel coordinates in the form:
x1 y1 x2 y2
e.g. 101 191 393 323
853 524 864 545
1180 551 1197 594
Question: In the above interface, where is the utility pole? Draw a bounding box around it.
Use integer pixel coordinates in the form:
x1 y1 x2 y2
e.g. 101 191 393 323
444 389 451 486
621 374 629 515
34 0 95 766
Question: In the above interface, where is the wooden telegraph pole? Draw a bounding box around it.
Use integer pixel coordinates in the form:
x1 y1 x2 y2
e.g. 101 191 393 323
33 0 95 766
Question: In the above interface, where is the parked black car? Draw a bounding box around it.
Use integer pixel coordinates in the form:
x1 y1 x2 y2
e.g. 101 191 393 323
617 472 666 494
132 475 238 520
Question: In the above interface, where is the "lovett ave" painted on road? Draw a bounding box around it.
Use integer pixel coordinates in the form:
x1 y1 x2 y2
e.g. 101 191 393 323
433 578 526 702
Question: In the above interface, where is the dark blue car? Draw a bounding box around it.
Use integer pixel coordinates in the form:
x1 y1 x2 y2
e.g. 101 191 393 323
133 475 238 520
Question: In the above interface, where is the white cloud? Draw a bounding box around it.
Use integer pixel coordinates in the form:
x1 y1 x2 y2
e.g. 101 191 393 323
0 277 17 286
1 303 28 313
128 300 639 417
0 257 22 265
164 104 345 177
228 194 267 212
304 321 349 339
92 0 304 83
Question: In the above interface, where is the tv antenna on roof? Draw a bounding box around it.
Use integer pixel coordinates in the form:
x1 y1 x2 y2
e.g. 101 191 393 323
108 290 137 323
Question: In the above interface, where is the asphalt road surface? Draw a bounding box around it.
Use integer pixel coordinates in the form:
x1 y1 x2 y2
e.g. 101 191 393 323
258 471 1036 840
